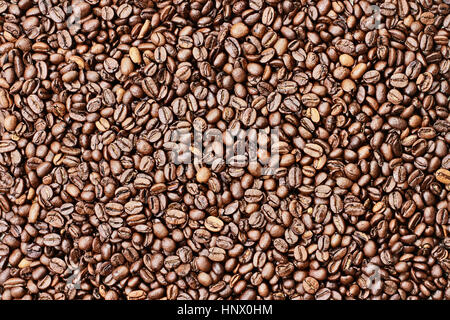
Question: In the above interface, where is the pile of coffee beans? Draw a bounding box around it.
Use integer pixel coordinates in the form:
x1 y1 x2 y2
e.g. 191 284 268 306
0 0 449 300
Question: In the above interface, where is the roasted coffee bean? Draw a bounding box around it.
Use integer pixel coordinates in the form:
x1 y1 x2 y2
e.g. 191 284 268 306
303 277 319 294
304 143 323 158
435 169 450 185
0 0 448 302
165 209 187 225
204 216 224 232
0 141 16 153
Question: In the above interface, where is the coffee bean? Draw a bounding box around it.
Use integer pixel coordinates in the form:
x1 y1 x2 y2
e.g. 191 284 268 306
277 81 298 95
315 185 332 198
165 209 187 225
335 39 355 54
294 245 308 262
244 189 264 203
303 277 319 294
205 216 224 232
208 247 226 262
48 7 65 23
344 201 366 216
26 95 44 114
363 70 381 83
224 38 241 58
230 22 249 39
0 0 448 302
302 93 320 107
48 258 66 274
196 167 211 184
303 143 323 158
0 140 16 153
390 73 409 88
435 169 450 185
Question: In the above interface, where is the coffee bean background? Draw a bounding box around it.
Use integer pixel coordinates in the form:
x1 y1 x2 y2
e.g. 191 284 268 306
0 0 449 300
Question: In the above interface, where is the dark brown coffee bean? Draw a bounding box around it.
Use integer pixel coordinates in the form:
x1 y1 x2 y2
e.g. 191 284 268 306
165 209 187 225
304 143 323 158
0 0 448 302
390 73 408 88
335 39 355 54
0 140 16 153
303 277 319 294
